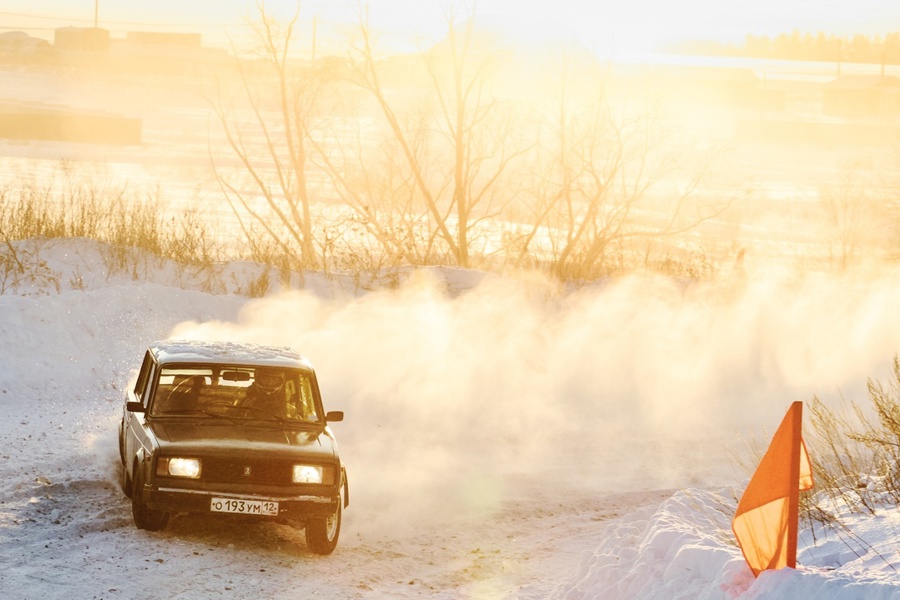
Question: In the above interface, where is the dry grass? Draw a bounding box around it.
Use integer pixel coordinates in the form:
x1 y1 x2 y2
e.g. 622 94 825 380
0 179 223 278
730 360 900 533
728 360 900 541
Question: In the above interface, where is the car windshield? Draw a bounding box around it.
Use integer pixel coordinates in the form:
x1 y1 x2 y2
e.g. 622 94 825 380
149 365 320 423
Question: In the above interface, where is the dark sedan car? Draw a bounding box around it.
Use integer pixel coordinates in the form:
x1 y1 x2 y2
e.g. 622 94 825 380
118 340 348 555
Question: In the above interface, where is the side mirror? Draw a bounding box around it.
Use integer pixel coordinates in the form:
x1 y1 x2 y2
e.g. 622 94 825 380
325 411 344 423
126 401 146 413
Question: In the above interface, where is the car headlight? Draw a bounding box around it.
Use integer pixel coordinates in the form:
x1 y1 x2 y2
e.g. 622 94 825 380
292 465 334 484
157 457 201 479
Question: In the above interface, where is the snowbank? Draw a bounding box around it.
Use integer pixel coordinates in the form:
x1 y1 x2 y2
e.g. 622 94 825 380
559 488 900 599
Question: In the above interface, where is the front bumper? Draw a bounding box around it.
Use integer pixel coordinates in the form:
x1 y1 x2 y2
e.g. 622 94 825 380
146 485 339 522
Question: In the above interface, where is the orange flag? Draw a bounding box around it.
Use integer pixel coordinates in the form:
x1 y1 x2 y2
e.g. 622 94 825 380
732 401 814 577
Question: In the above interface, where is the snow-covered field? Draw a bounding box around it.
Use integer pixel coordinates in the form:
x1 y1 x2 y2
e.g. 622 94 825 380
1 238 900 599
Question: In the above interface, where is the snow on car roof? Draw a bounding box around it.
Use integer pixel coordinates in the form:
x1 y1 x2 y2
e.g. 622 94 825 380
150 340 313 370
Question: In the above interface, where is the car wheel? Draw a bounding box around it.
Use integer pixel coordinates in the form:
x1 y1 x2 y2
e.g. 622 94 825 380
120 462 133 498
131 464 169 531
305 493 341 555
118 426 132 498
118 423 125 465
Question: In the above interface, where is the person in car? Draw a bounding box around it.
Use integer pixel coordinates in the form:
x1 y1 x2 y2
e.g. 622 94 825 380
239 367 287 417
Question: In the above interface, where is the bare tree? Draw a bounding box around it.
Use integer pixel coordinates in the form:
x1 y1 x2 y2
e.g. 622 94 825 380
338 2 528 268
514 70 728 280
309 93 434 267
820 163 881 270
212 1 468 276
212 1 323 269
213 1 728 282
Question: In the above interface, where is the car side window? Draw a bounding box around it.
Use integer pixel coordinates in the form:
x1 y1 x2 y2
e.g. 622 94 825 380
134 351 154 404
286 374 319 422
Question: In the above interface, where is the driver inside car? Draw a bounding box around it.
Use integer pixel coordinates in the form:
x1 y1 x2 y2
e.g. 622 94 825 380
239 367 287 417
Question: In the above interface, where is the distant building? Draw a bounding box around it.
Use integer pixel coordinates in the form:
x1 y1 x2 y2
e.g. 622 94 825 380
0 31 51 55
823 75 900 117
54 27 110 52
110 31 226 74
125 31 201 48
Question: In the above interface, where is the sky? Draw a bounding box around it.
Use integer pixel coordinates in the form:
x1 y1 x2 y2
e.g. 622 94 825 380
3 0 900 56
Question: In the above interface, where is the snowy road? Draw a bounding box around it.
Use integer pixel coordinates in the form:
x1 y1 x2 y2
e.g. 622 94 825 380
0 466 674 599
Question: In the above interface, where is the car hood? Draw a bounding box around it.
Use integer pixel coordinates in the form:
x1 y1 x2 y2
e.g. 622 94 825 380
150 420 337 460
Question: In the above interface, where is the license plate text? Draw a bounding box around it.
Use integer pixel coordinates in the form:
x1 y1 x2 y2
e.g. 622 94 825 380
210 497 279 516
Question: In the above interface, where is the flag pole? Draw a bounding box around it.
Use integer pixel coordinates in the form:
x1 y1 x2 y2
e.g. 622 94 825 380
786 401 803 569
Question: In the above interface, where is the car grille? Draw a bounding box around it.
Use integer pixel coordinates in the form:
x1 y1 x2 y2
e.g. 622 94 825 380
202 457 293 486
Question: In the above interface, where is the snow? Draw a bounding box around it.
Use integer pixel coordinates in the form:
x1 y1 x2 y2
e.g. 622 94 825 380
1 238 900 599
150 339 309 366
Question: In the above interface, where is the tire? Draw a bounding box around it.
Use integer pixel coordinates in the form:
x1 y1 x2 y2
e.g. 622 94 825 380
118 423 125 465
305 493 342 555
118 425 132 498
131 464 169 531
120 462 132 498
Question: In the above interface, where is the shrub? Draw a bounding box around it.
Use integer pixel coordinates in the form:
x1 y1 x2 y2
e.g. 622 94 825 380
801 358 900 526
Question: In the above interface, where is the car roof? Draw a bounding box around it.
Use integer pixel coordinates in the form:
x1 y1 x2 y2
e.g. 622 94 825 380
149 340 314 371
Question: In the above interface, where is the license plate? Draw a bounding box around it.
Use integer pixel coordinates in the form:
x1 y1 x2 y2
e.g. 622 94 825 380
210 497 279 516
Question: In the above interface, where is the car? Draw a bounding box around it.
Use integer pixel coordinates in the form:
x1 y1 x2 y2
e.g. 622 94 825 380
118 340 348 555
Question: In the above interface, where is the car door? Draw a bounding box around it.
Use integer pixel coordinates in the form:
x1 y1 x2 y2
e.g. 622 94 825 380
124 351 157 474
